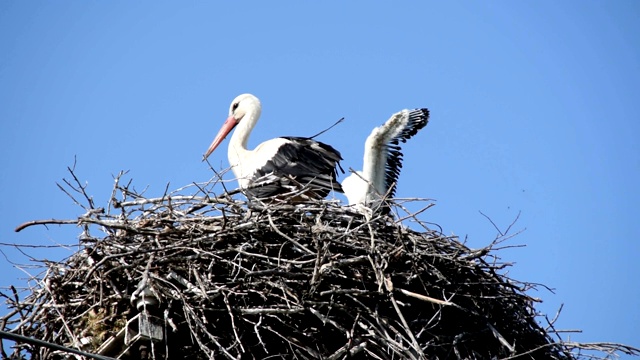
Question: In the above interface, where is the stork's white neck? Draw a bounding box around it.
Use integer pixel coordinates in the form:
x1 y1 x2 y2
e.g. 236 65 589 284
228 102 262 184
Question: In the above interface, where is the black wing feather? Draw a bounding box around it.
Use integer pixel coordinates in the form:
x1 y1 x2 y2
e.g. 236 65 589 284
247 137 344 199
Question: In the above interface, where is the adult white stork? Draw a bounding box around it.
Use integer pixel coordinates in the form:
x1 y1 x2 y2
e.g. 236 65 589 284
203 93 344 199
342 108 429 208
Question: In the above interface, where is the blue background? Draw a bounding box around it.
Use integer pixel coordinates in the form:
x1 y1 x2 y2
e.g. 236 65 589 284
1 2 638 357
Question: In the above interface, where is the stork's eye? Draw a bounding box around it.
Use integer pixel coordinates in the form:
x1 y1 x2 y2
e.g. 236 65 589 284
232 102 239 111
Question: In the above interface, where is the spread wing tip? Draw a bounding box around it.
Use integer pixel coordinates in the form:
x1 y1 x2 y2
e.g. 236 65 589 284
396 108 429 143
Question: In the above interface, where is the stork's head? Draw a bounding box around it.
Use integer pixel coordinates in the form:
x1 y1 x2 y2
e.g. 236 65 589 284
203 93 262 161
228 93 261 122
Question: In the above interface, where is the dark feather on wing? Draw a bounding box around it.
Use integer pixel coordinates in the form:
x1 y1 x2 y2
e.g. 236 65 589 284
247 137 344 199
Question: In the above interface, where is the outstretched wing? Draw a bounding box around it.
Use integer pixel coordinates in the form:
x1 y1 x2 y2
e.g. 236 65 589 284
361 108 429 199
344 108 429 207
382 108 430 198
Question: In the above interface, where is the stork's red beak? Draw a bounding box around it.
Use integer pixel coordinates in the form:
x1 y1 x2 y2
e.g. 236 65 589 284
203 115 238 161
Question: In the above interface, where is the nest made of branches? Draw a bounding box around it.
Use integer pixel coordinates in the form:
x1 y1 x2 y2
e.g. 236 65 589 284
2 170 638 360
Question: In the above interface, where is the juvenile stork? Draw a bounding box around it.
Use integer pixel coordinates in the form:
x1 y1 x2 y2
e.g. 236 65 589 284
203 93 344 199
342 108 429 208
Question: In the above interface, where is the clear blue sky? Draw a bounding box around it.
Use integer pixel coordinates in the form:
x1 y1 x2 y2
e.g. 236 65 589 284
1 2 639 357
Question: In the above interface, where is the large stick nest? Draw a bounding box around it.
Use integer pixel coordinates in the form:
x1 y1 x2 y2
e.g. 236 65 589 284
2 170 638 360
